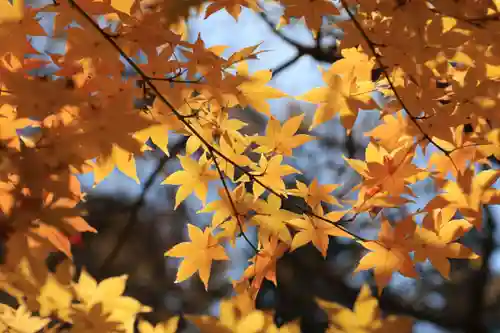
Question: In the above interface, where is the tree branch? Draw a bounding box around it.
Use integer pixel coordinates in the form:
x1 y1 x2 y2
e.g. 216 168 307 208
258 10 342 78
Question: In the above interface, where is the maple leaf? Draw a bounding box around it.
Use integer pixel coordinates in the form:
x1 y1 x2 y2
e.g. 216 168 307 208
226 43 266 67
200 184 254 242
318 284 413 333
251 193 294 244
364 111 419 151
0 7 44 57
412 208 478 278
159 0 206 27
205 0 260 21
90 144 140 185
317 284 382 332
235 61 288 116
134 124 170 156
429 125 491 178
37 274 73 322
0 304 50 333
286 205 351 258
217 136 252 182
162 154 218 208
344 142 426 196
287 178 341 208
180 33 228 81
195 302 266 333
349 185 414 215
73 270 152 332
110 0 140 15
253 113 314 156
281 0 340 33
165 224 229 290
297 48 377 131
438 168 500 228
32 223 73 259
240 236 288 298
70 303 125 333
249 154 300 199
185 109 249 157
0 103 37 151
355 218 418 292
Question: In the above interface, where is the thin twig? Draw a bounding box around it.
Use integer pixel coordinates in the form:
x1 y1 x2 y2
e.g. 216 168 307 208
259 10 342 78
208 148 259 253
271 53 301 78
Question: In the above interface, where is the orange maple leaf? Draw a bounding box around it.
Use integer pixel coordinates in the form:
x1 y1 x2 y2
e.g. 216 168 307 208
355 219 417 292
241 236 288 299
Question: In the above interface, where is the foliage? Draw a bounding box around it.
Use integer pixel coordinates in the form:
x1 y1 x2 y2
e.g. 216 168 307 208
0 0 499 332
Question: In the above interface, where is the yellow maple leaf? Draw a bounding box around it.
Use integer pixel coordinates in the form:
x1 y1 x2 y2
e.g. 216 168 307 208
236 61 288 116
162 154 218 208
0 304 49 333
37 274 73 322
0 103 37 150
165 224 229 290
200 184 254 243
439 168 500 229
217 136 252 182
364 111 418 151
413 209 478 278
251 193 293 244
253 113 314 156
73 270 152 332
317 284 413 333
287 178 341 208
90 144 140 186
110 0 138 15
134 124 170 156
429 125 491 178
286 205 351 258
350 185 414 215
317 284 382 333
249 154 300 199
297 48 377 131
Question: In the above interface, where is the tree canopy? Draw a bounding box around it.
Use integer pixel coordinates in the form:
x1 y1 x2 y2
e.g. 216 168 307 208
0 0 499 332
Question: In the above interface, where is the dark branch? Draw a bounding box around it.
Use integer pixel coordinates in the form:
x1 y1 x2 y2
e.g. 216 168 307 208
258 11 342 78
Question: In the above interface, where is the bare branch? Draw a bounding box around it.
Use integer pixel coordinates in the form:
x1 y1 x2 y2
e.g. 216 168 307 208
258 11 342 78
